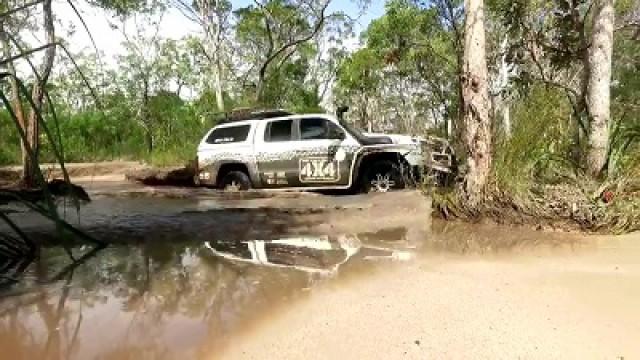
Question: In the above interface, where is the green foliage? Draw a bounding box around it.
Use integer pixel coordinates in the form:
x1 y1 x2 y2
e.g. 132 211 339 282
334 0 461 133
43 111 145 162
337 48 382 92
493 86 574 192
259 51 323 110
233 0 329 109
608 32 640 177
1 91 210 167
0 110 20 165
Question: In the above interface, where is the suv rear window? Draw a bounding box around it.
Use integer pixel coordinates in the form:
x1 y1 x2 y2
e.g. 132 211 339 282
206 125 250 144
265 120 293 142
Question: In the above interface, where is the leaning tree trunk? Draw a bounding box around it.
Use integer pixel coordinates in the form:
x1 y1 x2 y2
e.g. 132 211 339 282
23 0 56 187
461 0 492 208
586 0 615 178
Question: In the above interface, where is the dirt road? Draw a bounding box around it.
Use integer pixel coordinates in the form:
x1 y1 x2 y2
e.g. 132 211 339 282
221 228 640 360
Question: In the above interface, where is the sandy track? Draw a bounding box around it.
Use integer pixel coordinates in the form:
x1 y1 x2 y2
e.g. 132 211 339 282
220 232 640 360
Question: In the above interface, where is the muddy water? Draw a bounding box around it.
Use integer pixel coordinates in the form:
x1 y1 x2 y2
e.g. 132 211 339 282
0 235 416 359
0 192 605 359
0 193 425 360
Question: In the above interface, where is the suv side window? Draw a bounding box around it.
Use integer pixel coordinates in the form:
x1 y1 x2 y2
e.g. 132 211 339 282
300 118 344 140
206 125 251 144
300 118 330 140
265 119 294 142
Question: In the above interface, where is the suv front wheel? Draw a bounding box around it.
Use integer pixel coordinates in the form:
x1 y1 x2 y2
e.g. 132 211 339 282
362 160 405 193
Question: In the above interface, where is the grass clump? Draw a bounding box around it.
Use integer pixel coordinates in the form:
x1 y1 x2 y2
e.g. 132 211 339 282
434 86 640 234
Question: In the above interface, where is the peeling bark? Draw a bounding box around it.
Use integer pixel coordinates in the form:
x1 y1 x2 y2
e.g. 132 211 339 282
461 0 492 207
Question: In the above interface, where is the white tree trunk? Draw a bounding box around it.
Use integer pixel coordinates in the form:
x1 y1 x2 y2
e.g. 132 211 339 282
212 17 225 113
199 0 226 113
461 0 492 207
586 0 615 177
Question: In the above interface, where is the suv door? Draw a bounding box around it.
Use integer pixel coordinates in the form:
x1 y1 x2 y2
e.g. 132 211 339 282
294 117 356 187
255 118 301 187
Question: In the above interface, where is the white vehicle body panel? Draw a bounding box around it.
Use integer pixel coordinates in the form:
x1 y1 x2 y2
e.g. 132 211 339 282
195 113 426 189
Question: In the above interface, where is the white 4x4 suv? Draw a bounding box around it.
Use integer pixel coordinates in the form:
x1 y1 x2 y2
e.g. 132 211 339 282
195 110 428 192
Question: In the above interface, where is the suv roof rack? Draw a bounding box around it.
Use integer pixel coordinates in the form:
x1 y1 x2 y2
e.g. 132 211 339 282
219 109 294 124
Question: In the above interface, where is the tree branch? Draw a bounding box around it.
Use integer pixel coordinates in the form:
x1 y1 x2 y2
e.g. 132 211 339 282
171 0 205 26
258 0 330 79
0 0 43 19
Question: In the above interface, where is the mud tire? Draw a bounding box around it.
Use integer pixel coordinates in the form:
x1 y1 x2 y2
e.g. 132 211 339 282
362 160 405 193
219 171 251 191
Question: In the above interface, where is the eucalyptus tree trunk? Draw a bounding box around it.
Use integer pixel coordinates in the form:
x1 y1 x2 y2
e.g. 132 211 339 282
210 14 225 113
24 0 56 187
461 0 492 207
212 39 225 113
586 0 615 177
198 0 226 113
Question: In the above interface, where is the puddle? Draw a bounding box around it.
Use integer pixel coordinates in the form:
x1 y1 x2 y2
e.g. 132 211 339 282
0 192 595 359
0 228 415 360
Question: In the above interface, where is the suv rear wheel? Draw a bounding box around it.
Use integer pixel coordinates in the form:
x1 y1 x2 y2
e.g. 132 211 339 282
219 171 251 191
362 160 405 193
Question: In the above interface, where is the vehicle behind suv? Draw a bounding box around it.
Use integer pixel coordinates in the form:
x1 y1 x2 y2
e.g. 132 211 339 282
195 109 452 192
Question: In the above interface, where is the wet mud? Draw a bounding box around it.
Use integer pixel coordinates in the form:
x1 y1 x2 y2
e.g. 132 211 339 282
0 187 633 359
0 190 429 359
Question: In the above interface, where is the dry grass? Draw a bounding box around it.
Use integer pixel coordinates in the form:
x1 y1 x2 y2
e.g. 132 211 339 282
432 174 640 234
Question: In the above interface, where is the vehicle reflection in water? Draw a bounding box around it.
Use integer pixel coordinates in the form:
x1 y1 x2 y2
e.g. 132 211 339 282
205 234 414 277
0 229 414 360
